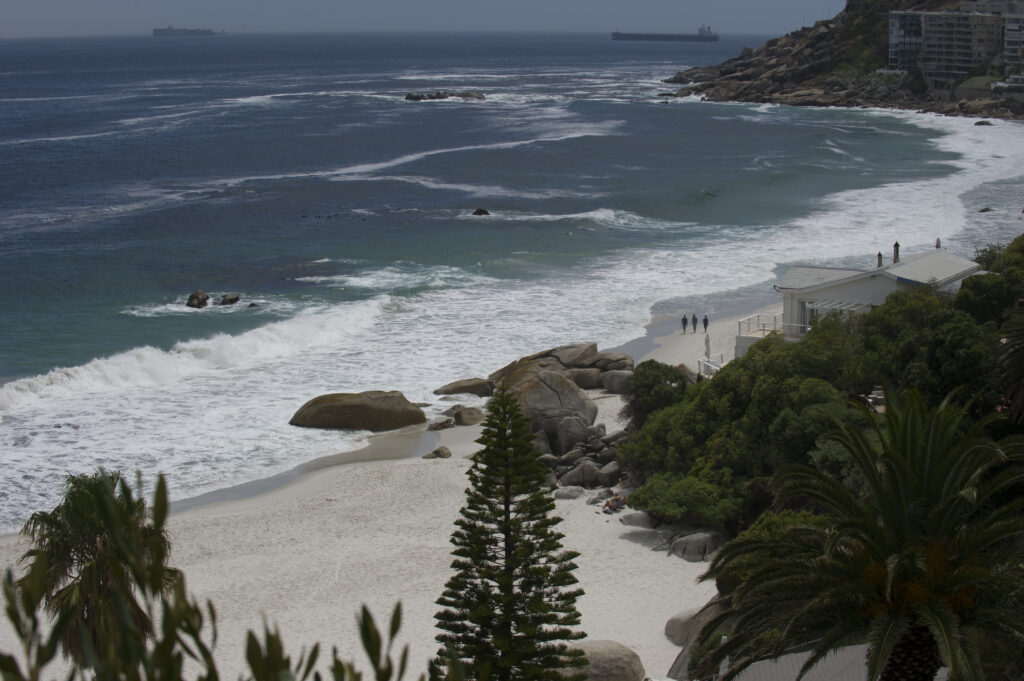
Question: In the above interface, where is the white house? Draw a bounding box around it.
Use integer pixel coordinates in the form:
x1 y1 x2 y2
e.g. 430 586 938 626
735 242 981 358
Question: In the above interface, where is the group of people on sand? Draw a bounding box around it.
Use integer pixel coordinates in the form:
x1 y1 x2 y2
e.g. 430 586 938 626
681 312 708 334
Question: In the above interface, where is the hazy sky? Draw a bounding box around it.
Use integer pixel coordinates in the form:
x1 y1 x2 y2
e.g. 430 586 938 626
3 0 846 40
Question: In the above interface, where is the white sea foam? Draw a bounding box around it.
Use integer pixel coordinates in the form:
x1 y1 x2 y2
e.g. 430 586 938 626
366 175 602 200
294 265 488 291
0 299 386 412
0 130 121 146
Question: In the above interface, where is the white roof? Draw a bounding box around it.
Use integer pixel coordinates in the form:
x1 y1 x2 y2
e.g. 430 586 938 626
886 249 980 287
778 249 979 294
777 266 864 290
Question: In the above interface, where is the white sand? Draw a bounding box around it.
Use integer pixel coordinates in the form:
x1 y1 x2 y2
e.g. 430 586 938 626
642 305 782 372
0 303 781 679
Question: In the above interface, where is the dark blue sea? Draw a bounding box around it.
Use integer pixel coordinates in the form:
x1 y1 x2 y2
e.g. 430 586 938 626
2 32 1022 531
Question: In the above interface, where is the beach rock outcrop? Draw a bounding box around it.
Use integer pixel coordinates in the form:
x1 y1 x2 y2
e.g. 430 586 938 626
510 371 597 454
567 367 603 389
433 377 494 397
659 0 1024 121
289 390 425 432
667 598 728 680
571 640 645 681
664 605 706 647
440 342 637 485
619 511 657 529
471 208 490 216
453 406 485 426
186 290 210 309
601 370 633 395
216 293 240 306
558 460 601 488
553 485 587 499
668 530 728 562
423 446 452 459
428 417 455 431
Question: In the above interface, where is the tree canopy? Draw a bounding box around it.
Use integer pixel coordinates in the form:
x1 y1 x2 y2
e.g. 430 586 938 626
433 388 586 681
694 389 1024 681
18 470 180 667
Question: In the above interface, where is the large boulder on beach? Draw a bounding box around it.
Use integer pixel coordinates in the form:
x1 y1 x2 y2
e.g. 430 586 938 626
488 343 602 388
453 406 485 426
664 605 705 647
601 370 633 395
668 598 728 680
550 342 598 367
556 415 590 455
509 371 597 451
571 640 645 681
567 368 603 389
289 390 425 432
433 377 494 397
511 371 597 423
422 446 452 459
669 530 728 562
597 460 623 487
558 460 601 488
581 352 634 372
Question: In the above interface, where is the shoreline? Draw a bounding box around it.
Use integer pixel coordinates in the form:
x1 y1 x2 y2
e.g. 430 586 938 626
0 297 780 679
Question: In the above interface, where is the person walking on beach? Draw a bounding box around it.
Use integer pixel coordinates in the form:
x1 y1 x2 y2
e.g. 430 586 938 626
681 315 689 334
691 313 698 331
703 315 709 333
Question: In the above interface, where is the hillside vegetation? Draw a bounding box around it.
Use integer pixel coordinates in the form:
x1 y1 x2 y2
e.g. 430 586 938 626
664 0 1023 118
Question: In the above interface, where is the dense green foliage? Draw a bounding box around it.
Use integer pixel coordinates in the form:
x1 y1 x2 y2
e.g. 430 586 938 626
3 474 432 681
955 233 1024 328
621 359 687 429
694 390 1024 681
860 288 1000 409
1002 309 1024 425
18 470 181 667
620 284 1002 533
433 388 586 681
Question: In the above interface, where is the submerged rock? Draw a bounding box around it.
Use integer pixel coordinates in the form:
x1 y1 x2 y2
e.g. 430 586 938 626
186 290 209 309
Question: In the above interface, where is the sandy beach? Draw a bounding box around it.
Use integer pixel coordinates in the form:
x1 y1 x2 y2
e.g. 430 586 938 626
0 303 779 679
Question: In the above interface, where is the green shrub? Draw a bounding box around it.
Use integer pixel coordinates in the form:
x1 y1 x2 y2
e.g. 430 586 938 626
621 359 688 429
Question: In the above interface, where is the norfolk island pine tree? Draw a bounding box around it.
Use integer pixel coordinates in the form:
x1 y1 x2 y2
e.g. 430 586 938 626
433 387 587 681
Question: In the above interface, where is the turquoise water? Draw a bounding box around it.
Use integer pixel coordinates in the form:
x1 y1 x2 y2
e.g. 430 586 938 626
2 32 1023 530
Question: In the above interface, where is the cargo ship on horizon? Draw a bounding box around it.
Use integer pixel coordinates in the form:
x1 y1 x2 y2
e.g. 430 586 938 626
153 26 223 37
611 24 718 42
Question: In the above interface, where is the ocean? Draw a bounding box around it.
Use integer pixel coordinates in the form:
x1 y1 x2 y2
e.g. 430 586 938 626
2 32 1023 532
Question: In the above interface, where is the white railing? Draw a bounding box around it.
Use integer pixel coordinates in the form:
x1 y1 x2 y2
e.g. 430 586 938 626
736 311 783 337
698 352 725 377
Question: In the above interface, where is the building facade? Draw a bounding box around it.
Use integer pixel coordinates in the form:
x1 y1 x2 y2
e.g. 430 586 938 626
889 10 1006 92
889 3 1023 94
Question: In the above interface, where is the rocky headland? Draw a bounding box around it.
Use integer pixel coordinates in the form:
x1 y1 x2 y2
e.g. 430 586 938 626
663 0 1024 120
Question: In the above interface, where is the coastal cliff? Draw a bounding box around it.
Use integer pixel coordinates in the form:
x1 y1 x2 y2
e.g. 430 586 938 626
664 0 1024 119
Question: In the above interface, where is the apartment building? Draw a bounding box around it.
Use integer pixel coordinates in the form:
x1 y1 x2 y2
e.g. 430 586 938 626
889 2 1023 94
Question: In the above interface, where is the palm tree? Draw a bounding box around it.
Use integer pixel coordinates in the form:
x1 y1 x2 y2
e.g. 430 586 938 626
1000 307 1024 425
695 389 1024 681
18 470 180 666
